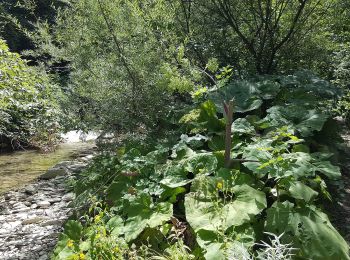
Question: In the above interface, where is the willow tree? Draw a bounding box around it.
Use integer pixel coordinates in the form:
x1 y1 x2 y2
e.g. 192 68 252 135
53 0 181 131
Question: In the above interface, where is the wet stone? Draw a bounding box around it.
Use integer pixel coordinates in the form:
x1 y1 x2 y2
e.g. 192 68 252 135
39 167 69 180
24 186 37 195
0 152 95 260
62 193 75 202
37 201 51 209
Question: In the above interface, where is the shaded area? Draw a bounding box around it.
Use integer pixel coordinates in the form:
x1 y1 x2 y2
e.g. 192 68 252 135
324 119 350 243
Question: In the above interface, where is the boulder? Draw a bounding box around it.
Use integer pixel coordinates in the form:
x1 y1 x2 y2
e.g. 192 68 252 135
62 193 75 202
37 201 51 209
22 217 47 225
54 161 74 168
39 167 68 180
25 185 37 195
68 163 87 173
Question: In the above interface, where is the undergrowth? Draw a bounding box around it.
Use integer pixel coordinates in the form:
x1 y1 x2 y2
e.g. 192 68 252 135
53 72 349 260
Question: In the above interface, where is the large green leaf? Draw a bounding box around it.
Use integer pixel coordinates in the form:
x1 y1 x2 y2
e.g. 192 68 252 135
256 80 281 100
171 142 196 160
209 81 263 113
266 201 350 260
279 71 340 100
180 134 208 149
288 181 318 203
160 163 192 188
183 153 218 174
160 186 187 203
179 100 225 133
160 153 217 188
283 152 341 180
63 220 83 241
313 160 341 180
122 193 173 242
195 224 255 260
243 148 341 181
242 138 274 175
258 105 328 137
185 184 266 232
106 181 131 203
106 216 124 237
208 135 225 151
232 118 255 136
282 152 315 179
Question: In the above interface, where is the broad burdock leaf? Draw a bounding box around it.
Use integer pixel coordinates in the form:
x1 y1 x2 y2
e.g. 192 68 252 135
257 106 328 137
185 184 266 232
160 153 217 188
287 181 318 203
210 81 263 113
180 133 208 148
106 216 124 237
280 71 340 99
243 146 341 180
160 163 192 188
183 153 218 174
232 118 256 136
122 193 173 242
266 201 350 260
256 80 281 100
312 160 341 180
195 224 255 260
179 100 225 133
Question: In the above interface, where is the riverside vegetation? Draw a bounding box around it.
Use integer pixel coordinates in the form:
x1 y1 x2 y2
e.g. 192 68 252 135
52 72 349 260
0 0 350 259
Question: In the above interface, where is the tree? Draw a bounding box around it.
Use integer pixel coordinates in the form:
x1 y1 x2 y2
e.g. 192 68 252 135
52 0 184 131
0 39 61 150
191 0 331 74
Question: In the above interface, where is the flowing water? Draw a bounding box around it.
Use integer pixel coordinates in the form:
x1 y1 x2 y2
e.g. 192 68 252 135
0 131 98 194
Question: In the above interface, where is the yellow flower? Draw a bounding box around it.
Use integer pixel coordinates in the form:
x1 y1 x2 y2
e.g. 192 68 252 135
67 239 74 248
94 215 101 223
79 253 86 260
95 233 101 239
114 246 120 253
216 182 223 190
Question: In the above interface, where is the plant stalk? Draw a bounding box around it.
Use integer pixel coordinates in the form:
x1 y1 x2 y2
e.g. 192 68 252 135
224 99 234 168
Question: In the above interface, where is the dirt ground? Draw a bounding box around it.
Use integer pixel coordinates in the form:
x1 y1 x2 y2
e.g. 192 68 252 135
325 120 350 243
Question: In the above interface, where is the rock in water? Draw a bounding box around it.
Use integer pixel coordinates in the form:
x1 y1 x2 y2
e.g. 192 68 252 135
0 148 96 260
39 167 68 180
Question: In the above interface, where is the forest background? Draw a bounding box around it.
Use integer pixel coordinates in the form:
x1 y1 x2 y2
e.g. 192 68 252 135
1 0 350 259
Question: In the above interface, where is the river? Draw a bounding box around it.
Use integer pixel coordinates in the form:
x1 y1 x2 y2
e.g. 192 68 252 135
0 131 98 194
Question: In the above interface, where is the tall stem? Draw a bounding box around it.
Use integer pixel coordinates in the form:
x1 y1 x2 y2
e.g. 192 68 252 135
224 99 234 168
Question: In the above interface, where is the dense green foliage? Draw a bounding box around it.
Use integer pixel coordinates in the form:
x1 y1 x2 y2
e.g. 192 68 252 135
0 0 68 53
51 0 178 130
53 72 349 259
26 0 347 131
0 39 61 150
3 0 346 132
0 0 349 258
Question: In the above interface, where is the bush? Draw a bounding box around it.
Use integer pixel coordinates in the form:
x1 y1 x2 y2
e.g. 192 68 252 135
0 39 61 151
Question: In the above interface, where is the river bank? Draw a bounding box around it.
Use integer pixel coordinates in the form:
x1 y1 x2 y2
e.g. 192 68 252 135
0 131 98 194
0 152 95 260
